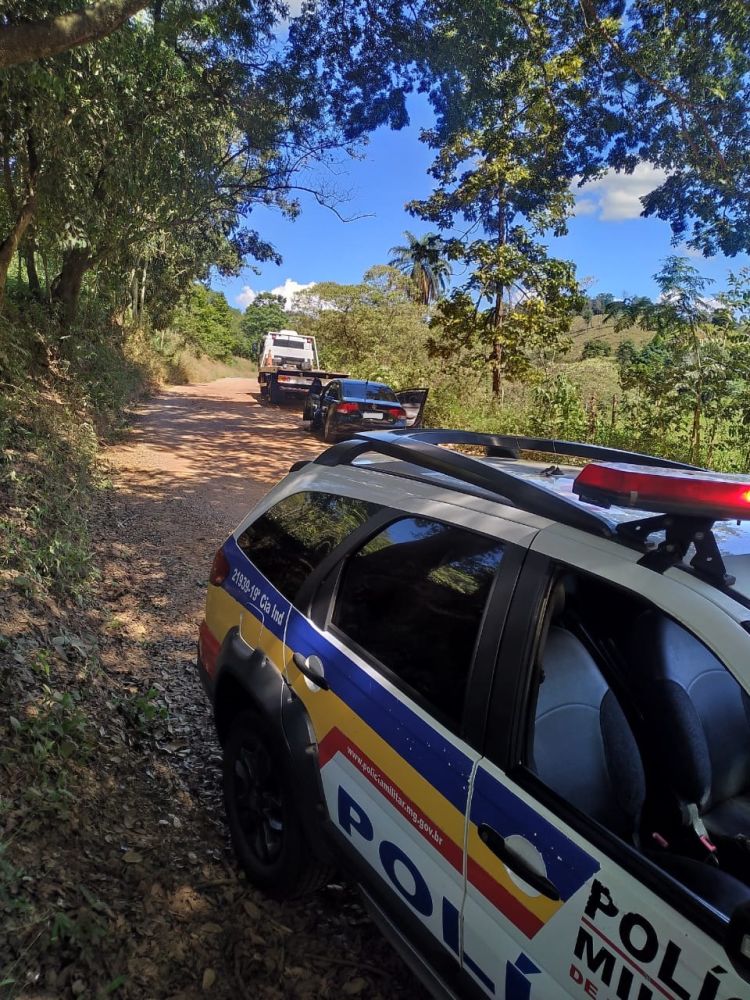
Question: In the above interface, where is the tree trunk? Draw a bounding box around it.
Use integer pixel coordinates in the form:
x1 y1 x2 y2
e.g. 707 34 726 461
138 258 147 319
0 193 36 307
0 130 39 308
24 235 41 298
129 267 138 320
490 193 507 398
691 390 702 464
51 248 93 323
41 250 51 302
0 0 147 70
491 339 502 396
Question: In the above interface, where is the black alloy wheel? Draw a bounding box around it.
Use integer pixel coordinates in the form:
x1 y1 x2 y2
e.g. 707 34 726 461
223 710 332 898
232 734 284 866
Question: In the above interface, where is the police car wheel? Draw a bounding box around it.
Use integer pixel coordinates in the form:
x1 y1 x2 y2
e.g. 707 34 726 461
223 711 329 898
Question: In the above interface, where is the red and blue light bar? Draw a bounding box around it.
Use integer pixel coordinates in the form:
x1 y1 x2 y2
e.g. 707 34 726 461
573 463 750 520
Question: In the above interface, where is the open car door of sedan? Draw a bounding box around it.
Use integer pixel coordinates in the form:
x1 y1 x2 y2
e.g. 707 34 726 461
395 388 429 428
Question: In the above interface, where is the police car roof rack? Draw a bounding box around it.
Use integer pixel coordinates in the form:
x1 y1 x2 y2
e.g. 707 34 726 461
313 429 677 538
316 430 737 587
379 429 701 470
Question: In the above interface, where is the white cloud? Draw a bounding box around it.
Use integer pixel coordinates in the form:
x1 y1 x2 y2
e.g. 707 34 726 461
676 242 704 260
235 286 256 309
271 278 315 309
574 163 669 222
574 198 598 217
235 278 316 312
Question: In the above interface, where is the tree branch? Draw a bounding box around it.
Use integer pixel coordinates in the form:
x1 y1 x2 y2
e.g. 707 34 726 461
0 0 147 69
577 0 730 179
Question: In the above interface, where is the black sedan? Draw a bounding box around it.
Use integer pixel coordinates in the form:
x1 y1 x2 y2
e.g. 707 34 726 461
304 379 424 443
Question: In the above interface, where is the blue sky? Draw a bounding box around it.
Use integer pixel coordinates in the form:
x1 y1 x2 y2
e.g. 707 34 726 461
212 96 748 312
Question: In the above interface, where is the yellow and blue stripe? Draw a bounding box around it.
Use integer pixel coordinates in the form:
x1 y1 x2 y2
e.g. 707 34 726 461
204 536 599 939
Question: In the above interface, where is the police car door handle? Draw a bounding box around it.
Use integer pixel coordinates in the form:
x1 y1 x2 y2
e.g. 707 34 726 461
477 824 561 901
292 651 330 690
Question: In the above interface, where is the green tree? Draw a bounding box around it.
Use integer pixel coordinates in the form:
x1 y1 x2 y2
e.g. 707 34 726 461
405 0 590 395
612 257 748 463
615 339 638 369
169 284 240 362
294 0 750 257
294 266 431 384
388 231 451 305
239 293 287 358
1 0 418 322
581 338 611 359
590 293 616 316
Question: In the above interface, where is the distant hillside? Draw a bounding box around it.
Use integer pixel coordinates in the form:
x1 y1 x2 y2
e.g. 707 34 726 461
560 356 621 403
567 314 653 359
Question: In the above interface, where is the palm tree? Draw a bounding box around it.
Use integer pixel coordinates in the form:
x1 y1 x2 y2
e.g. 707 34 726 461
388 231 451 306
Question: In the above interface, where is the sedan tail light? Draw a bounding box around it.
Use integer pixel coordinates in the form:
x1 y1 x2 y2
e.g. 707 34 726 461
336 402 359 414
387 407 407 419
209 547 230 585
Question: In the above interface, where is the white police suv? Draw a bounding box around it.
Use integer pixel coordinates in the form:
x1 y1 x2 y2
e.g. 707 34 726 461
197 429 750 1000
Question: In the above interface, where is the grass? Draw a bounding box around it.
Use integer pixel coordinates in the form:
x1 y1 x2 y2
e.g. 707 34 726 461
561 356 621 403
168 353 256 384
567 314 652 359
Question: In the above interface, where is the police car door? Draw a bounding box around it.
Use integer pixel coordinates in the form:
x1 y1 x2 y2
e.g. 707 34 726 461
463 547 750 999
287 508 531 981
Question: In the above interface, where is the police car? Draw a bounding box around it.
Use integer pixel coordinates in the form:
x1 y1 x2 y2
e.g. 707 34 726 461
197 429 750 1000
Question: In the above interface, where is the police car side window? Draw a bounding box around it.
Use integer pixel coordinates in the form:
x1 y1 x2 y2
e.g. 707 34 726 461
238 492 382 601
332 517 504 729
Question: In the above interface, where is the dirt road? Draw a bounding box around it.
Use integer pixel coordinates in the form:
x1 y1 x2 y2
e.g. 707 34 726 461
1 379 425 999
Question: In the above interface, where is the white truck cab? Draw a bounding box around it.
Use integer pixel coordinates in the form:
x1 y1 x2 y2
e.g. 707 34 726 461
257 330 348 404
259 331 319 371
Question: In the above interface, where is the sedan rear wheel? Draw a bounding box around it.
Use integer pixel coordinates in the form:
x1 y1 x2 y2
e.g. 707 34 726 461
323 409 339 443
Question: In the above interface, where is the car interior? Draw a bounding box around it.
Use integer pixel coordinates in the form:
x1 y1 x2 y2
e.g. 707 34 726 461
332 518 503 727
529 571 750 917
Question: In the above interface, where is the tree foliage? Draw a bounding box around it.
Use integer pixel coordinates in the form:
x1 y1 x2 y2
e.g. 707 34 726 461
239 292 287 358
388 231 451 305
169 284 242 362
0 0 413 327
610 257 750 463
581 338 612 359
293 266 432 385
293 0 750 257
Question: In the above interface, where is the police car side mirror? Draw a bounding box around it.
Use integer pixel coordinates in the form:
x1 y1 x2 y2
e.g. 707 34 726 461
726 900 750 981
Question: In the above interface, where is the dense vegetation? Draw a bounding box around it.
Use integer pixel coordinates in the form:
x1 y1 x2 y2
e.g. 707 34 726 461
282 256 750 472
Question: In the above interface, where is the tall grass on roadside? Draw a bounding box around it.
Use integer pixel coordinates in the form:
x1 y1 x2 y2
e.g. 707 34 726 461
0 304 162 599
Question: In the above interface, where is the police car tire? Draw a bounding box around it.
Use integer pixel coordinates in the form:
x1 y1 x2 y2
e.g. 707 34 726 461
223 710 330 899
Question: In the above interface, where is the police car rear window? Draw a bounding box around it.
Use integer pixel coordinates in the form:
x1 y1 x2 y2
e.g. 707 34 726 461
237 492 382 601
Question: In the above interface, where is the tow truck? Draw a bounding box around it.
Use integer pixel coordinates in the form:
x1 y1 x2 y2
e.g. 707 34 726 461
257 330 348 405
